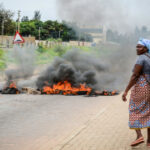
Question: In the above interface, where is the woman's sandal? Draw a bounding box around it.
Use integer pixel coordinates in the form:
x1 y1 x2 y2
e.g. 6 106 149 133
130 137 145 146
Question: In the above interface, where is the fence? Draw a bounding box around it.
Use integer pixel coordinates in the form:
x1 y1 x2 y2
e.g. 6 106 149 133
35 40 93 48
0 35 35 48
0 35 94 49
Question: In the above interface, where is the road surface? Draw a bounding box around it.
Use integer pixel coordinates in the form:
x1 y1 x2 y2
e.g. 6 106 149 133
0 94 115 150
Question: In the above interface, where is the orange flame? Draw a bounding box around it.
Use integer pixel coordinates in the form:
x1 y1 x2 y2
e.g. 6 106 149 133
9 82 17 89
111 90 117 95
43 81 92 95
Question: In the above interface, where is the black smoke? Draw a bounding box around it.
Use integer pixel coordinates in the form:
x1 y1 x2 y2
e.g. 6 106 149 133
36 49 106 90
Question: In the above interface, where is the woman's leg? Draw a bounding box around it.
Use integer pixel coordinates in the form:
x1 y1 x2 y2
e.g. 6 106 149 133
130 129 144 146
135 129 143 139
147 128 150 143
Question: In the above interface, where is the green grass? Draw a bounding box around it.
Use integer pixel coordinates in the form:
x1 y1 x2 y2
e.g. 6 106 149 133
2 43 119 67
36 45 72 64
0 48 6 70
36 50 57 64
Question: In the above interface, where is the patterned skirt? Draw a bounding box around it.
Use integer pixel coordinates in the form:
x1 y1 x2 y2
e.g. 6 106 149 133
129 74 150 129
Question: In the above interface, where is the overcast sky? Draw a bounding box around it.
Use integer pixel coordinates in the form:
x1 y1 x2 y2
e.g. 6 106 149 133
2 0 150 33
57 0 150 32
1 0 59 21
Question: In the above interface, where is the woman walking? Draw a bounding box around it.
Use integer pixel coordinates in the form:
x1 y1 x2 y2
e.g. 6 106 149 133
122 38 150 147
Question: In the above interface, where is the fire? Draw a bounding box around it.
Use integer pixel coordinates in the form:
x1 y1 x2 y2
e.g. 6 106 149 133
103 90 118 96
2 81 20 94
111 90 117 95
42 81 92 95
9 82 17 89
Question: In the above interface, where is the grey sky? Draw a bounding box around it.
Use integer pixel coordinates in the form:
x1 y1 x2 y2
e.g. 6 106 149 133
57 0 150 32
2 0 59 21
2 0 150 33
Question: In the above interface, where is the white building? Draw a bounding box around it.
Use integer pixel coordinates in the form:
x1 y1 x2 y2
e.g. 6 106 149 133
80 25 106 44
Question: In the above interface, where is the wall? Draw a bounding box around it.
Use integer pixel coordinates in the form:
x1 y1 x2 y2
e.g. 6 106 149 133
0 35 35 48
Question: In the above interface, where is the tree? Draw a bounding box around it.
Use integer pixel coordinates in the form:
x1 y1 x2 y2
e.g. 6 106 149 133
33 10 41 21
0 3 15 35
21 16 29 22
19 18 91 41
20 21 36 37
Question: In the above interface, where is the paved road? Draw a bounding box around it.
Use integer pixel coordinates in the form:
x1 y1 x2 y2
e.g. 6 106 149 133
53 94 148 150
0 94 114 150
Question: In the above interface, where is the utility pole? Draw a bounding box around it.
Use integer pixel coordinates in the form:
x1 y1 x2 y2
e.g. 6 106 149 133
1 19 4 35
17 10 21 32
78 29 81 46
39 27 41 41
1 16 5 45
59 30 61 39
59 30 62 39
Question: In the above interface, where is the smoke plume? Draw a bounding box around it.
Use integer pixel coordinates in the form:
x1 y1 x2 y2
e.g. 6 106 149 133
36 45 136 91
55 0 148 90
56 0 150 32
36 48 107 90
5 44 36 84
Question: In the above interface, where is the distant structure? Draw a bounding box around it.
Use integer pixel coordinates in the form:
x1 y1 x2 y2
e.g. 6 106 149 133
80 25 106 44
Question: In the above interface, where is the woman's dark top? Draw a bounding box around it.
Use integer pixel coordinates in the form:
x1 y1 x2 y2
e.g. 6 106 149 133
135 53 150 74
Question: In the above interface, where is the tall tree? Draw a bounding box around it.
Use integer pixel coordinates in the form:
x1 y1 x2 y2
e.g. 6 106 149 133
21 16 29 22
33 10 41 21
0 3 15 35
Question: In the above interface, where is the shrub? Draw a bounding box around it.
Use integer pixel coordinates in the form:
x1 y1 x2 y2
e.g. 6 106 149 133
37 45 47 53
53 45 67 57
0 49 6 70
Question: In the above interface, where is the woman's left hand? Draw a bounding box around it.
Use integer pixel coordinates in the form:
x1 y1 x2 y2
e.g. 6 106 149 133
122 92 128 102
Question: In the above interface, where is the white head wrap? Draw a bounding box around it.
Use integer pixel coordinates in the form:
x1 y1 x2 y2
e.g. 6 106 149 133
138 38 150 53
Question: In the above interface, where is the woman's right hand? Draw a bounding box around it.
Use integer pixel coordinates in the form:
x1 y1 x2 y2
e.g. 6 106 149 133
122 92 128 102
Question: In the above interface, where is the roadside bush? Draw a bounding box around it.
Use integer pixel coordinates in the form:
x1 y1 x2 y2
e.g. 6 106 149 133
0 49 6 70
54 45 67 57
48 38 62 42
37 45 47 53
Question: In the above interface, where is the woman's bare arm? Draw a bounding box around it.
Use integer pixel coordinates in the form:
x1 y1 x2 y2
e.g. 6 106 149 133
122 64 143 101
